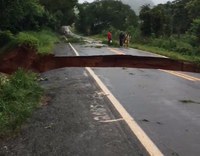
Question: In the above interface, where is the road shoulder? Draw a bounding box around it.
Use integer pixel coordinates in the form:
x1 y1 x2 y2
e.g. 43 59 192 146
0 67 144 156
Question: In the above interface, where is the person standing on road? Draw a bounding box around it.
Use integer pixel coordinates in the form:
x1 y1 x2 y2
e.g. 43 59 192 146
127 33 131 48
107 31 112 45
119 32 125 47
124 33 131 48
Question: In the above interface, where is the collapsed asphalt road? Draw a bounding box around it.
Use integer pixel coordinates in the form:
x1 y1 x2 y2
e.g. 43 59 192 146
0 44 146 156
72 43 200 156
0 67 146 156
0 43 200 74
1 42 200 156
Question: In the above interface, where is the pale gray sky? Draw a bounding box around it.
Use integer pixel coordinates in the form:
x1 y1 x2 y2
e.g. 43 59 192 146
78 0 174 5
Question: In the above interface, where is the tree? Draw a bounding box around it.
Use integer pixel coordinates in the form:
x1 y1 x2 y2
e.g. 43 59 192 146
139 5 152 36
39 0 78 26
189 18 200 42
186 0 200 20
171 0 191 36
0 0 45 32
75 0 138 35
151 6 166 37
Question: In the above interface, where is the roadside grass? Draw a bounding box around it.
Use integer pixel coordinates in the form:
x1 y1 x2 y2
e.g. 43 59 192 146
90 34 200 64
0 69 43 136
16 30 59 55
0 29 59 55
131 43 200 64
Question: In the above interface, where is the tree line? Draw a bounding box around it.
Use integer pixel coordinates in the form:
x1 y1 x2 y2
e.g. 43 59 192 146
0 0 77 33
139 0 200 56
1 0 200 57
1 0 199 40
75 0 200 57
140 0 200 38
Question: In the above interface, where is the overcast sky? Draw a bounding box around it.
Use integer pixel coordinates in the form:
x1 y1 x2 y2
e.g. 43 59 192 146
78 0 174 5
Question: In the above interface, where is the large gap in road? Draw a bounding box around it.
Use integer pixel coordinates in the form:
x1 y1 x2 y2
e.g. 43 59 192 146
0 47 200 74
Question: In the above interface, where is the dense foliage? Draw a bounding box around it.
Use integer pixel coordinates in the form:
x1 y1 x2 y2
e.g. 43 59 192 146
0 0 74 135
0 0 78 32
39 0 77 26
139 0 198 37
75 0 200 59
139 0 200 57
75 0 138 35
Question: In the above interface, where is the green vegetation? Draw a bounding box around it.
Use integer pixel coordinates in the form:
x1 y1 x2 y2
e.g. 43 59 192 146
90 33 200 63
0 30 59 55
136 0 200 62
0 0 77 32
0 0 78 136
0 0 77 54
131 43 200 63
75 0 138 35
39 0 77 26
0 0 200 136
79 0 200 63
0 69 43 136
16 30 59 54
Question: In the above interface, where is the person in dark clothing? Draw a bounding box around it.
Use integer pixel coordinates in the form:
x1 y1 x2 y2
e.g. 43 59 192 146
119 32 125 47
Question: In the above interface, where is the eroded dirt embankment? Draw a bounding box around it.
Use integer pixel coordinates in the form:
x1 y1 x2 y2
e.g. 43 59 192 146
0 47 200 74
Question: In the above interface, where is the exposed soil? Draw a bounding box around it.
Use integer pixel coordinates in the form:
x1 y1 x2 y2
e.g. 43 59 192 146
0 45 200 74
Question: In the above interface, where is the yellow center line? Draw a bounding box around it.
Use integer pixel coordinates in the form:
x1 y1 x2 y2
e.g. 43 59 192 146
107 47 125 55
71 43 164 156
159 70 199 81
107 47 200 82
170 71 200 81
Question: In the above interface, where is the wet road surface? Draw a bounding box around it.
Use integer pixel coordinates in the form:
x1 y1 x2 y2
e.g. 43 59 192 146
0 45 145 156
72 44 200 156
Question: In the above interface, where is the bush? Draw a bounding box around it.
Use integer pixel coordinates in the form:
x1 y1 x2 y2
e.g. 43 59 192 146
175 41 193 55
0 31 14 47
15 32 39 49
13 30 58 54
189 18 200 42
150 37 177 51
0 69 43 136
27 30 59 54
127 26 142 43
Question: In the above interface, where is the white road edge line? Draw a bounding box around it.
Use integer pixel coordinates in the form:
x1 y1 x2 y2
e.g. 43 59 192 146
69 43 80 56
69 43 164 156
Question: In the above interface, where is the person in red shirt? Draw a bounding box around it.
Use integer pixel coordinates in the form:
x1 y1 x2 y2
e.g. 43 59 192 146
107 31 112 45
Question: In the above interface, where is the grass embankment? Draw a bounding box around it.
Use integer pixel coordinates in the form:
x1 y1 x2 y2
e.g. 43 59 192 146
0 69 43 136
16 30 59 54
0 30 58 136
0 29 59 55
90 34 200 64
131 43 200 64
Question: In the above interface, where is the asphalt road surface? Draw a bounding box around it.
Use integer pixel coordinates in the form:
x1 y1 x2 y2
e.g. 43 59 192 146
72 43 200 156
0 44 145 156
